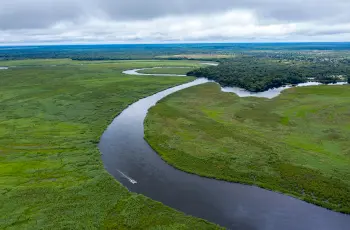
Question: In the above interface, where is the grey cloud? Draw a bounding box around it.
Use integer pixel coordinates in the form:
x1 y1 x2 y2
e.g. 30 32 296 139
84 0 350 23
1 0 350 30
0 0 84 30
1 0 350 43
295 26 350 36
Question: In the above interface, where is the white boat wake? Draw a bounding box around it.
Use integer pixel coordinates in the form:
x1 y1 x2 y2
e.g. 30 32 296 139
117 170 138 184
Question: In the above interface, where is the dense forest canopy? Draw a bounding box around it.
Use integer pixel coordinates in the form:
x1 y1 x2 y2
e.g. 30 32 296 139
187 57 350 92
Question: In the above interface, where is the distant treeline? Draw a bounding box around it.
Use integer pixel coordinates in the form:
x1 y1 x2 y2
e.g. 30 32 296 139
1 43 350 61
0 44 226 60
187 57 350 92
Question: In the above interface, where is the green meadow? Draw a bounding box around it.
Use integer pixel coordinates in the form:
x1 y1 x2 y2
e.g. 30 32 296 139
145 83 350 213
0 60 221 229
138 67 193 75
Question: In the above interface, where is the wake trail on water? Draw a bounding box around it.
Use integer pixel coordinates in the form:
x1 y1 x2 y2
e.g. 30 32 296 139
117 170 138 184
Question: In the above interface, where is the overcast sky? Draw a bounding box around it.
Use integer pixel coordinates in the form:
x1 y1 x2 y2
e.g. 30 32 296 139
1 0 350 44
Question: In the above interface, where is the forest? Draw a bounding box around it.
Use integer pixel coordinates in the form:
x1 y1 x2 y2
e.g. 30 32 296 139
187 57 350 92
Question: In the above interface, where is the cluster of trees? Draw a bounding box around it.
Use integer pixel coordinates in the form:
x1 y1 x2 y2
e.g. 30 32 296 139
187 57 350 92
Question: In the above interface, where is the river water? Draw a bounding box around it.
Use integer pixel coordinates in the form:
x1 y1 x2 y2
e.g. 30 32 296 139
99 67 350 229
221 81 348 99
123 67 190 77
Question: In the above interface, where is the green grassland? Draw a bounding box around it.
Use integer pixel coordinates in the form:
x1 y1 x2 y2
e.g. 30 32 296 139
0 59 204 67
0 59 221 229
155 54 234 60
138 67 193 75
145 83 350 213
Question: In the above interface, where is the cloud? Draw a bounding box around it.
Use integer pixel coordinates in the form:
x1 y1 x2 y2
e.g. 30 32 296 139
0 0 350 44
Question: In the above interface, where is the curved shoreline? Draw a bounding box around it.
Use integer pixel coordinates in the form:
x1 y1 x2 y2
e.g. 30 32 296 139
100 67 350 229
123 67 191 77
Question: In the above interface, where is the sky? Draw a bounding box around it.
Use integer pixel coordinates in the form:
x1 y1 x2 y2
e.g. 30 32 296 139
1 0 350 45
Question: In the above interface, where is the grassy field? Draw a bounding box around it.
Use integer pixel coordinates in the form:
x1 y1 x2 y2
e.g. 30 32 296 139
145 83 350 213
156 54 234 59
138 67 193 75
0 59 221 229
0 59 204 67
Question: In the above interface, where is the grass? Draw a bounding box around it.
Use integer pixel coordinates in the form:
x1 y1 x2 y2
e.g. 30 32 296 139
0 59 204 68
156 54 234 59
0 59 221 229
138 67 193 75
145 83 350 214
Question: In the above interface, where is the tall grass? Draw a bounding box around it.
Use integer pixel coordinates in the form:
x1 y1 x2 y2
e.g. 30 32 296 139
145 83 350 213
0 60 221 229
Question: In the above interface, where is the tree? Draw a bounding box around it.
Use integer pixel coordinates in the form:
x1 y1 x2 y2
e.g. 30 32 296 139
187 57 350 91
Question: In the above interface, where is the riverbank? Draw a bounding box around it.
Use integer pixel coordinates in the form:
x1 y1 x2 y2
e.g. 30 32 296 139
145 83 350 214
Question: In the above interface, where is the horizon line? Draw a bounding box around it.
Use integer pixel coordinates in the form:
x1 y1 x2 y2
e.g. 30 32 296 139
1 41 350 47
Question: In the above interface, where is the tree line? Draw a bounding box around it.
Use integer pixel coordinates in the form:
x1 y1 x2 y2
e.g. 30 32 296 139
187 57 350 92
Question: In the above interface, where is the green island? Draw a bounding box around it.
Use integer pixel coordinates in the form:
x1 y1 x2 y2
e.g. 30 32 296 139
0 59 221 229
145 83 350 213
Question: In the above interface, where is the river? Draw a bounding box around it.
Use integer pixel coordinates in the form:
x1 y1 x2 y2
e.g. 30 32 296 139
99 66 350 229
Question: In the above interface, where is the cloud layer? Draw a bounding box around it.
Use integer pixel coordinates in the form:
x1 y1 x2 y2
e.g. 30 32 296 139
1 0 350 44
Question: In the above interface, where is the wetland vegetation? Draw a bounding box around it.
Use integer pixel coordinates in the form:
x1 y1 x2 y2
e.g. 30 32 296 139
137 67 193 75
0 59 220 229
2 43 350 229
145 83 350 214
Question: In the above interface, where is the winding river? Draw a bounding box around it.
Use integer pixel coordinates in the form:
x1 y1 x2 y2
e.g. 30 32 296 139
99 66 350 230
123 67 190 77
